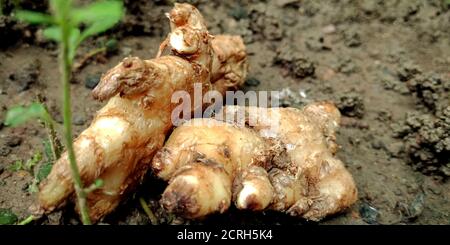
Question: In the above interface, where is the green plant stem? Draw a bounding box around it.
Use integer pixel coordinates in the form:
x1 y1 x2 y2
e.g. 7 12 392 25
139 198 158 225
60 14 91 225
37 95 62 160
18 215 34 225
46 118 62 160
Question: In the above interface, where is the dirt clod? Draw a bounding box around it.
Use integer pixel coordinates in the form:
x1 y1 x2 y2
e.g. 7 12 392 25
275 43 315 79
46 210 62 225
335 57 358 75
0 147 11 157
292 59 315 78
371 140 385 150
8 60 41 92
5 135 22 147
397 62 421 82
336 92 365 118
407 73 450 112
305 35 330 52
343 28 362 48
377 110 392 122
248 4 283 41
393 107 450 177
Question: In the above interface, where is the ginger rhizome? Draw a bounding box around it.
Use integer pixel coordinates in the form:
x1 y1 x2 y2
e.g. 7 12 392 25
38 3 247 222
152 102 358 221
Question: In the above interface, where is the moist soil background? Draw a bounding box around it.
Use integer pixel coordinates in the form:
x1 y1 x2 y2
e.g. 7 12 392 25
0 0 449 225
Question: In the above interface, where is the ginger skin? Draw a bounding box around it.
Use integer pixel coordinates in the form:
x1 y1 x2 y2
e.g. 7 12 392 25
37 3 247 222
151 102 358 221
152 118 273 217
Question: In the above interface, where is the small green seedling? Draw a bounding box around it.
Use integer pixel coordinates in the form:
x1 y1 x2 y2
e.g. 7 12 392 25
7 151 42 173
38 139 57 182
84 179 104 193
15 0 124 63
5 101 61 196
7 0 124 225
28 142 57 193
8 160 24 172
4 102 53 127
5 102 56 170
0 209 18 225
25 151 43 171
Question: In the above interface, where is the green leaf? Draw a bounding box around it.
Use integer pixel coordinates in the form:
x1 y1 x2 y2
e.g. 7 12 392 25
75 1 124 42
50 0 72 10
79 18 118 43
8 160 23 172
28 182 39 193
72 1 123 25
4 103 51 127
0 209 18 225
84 178 104 193
50 0 72 21
94 179 104 188
15 10 54 25
43 139 53 161
39 140 55 183
68 28 81 60
43 26 61 42
37 161 53 182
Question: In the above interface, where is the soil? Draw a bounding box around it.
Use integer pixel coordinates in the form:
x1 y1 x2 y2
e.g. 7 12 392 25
1 0 449 225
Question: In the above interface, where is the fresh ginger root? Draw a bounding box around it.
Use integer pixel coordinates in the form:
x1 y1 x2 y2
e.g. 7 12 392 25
151 102 358 221
37 3 247 222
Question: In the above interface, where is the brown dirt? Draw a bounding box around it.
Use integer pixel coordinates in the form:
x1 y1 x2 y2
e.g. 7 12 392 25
0 0 449 225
